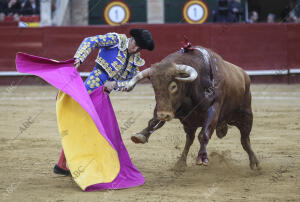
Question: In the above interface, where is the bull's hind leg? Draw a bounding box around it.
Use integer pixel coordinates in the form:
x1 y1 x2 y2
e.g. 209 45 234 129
131 105 165 144
236 110 260 170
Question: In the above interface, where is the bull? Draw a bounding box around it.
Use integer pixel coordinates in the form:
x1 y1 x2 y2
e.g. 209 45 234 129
125 46 260 170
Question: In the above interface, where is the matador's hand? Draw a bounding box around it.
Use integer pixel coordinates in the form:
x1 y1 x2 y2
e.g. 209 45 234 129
103 81 117 93
74 58 80 69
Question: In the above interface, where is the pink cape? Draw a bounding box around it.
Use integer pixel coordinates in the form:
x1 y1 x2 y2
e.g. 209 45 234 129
16 52 145 191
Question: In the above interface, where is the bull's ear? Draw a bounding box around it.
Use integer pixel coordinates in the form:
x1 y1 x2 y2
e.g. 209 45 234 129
174 64 198 82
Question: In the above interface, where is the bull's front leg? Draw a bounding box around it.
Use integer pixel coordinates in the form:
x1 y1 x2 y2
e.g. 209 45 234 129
131 105 165 144
174 126 196 172
197 103 221 166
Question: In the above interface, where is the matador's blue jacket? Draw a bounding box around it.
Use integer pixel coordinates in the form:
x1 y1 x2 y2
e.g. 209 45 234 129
74 32 145 92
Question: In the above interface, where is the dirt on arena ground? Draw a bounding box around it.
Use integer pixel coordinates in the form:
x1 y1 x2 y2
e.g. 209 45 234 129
0 84 299 202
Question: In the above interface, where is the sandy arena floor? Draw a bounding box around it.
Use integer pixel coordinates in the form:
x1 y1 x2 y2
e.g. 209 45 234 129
0 84 299 202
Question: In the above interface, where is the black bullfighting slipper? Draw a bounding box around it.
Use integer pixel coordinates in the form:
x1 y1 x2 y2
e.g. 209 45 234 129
53 164 71 176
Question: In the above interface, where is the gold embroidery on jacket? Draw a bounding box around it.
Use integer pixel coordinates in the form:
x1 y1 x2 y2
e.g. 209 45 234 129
116 50 126 64
118 34 128 51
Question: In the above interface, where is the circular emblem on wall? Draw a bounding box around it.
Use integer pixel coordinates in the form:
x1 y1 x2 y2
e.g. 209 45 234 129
182 0 209 24
103 1 131 26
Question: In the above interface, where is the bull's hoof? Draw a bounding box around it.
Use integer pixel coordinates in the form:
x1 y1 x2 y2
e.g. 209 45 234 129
196 159 209 166
250 157 261 170
202 158 209 166
174 159 187 172
196 156 209 166
131 134 147 144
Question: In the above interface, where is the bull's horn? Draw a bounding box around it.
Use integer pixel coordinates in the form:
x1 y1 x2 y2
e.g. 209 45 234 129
125 67 152 90
175 64 198 82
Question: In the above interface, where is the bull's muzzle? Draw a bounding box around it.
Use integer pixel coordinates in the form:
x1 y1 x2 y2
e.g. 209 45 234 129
157 111 174 121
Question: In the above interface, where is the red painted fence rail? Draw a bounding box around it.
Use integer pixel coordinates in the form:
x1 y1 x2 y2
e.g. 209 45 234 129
0 23 299 73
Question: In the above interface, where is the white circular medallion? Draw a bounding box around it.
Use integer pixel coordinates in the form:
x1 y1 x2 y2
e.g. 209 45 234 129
182 0 209 24
187 4 204 21
104 1 130 25
108 5 126 24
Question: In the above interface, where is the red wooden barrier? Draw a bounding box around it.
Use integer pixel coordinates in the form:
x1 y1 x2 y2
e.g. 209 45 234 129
3 15 40 22
0 23 299 74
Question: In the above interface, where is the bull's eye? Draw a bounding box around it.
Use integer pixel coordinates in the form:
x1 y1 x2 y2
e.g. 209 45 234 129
168 81 178 94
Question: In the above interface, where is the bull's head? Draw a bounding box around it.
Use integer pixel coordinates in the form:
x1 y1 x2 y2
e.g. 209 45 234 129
126 63 198 121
